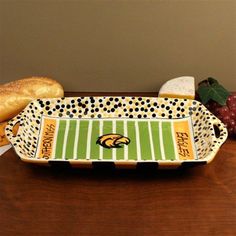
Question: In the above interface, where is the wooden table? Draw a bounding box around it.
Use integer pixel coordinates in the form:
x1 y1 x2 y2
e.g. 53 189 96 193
1 92 236 236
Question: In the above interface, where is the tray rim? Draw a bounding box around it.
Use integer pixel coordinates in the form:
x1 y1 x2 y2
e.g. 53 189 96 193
5 96 228 168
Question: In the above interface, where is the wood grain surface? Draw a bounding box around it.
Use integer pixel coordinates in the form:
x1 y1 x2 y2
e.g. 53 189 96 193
0 92 236 236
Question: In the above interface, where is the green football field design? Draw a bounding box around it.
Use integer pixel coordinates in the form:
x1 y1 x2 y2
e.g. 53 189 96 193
37 117 197 161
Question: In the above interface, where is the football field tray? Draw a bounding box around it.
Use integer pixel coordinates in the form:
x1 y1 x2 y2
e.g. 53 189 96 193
5 96 228 169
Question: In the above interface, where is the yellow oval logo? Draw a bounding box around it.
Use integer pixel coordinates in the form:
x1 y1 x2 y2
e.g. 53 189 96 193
96 134 130 149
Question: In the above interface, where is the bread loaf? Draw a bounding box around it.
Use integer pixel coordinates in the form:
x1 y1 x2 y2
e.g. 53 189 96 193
0 77 64 122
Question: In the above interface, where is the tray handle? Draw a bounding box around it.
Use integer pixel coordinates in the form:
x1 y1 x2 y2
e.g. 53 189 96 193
5 115 21 145
212 119 228 143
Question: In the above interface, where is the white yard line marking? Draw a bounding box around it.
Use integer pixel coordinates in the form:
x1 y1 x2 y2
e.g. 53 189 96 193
86 120 93 160
135 121 141 161
123 120 128 161
159 121 165 160
148 121 155 161
112 120 116 161
73 120 80 160
99 120 103 160
62 120 70 160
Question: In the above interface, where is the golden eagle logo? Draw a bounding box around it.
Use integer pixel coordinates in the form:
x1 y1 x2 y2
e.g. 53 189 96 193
96 134 130 149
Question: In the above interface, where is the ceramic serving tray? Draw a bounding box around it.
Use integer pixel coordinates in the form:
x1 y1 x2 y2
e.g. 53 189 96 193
5 96 228 168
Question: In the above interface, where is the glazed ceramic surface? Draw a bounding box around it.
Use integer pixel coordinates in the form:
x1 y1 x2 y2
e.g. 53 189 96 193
5 96 228 168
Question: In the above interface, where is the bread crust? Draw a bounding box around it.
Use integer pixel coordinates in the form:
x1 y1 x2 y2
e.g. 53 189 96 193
0 77 64 122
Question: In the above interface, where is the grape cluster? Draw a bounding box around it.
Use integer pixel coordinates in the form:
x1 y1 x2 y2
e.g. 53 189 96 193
206 93 236 136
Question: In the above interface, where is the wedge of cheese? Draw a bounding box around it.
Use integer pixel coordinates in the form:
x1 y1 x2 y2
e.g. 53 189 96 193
158 76 195 99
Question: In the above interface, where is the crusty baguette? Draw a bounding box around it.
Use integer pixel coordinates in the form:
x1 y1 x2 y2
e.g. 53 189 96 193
0 77 64 122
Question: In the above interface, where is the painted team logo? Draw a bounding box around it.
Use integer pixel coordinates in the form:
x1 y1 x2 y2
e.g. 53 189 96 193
96 134 130 149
